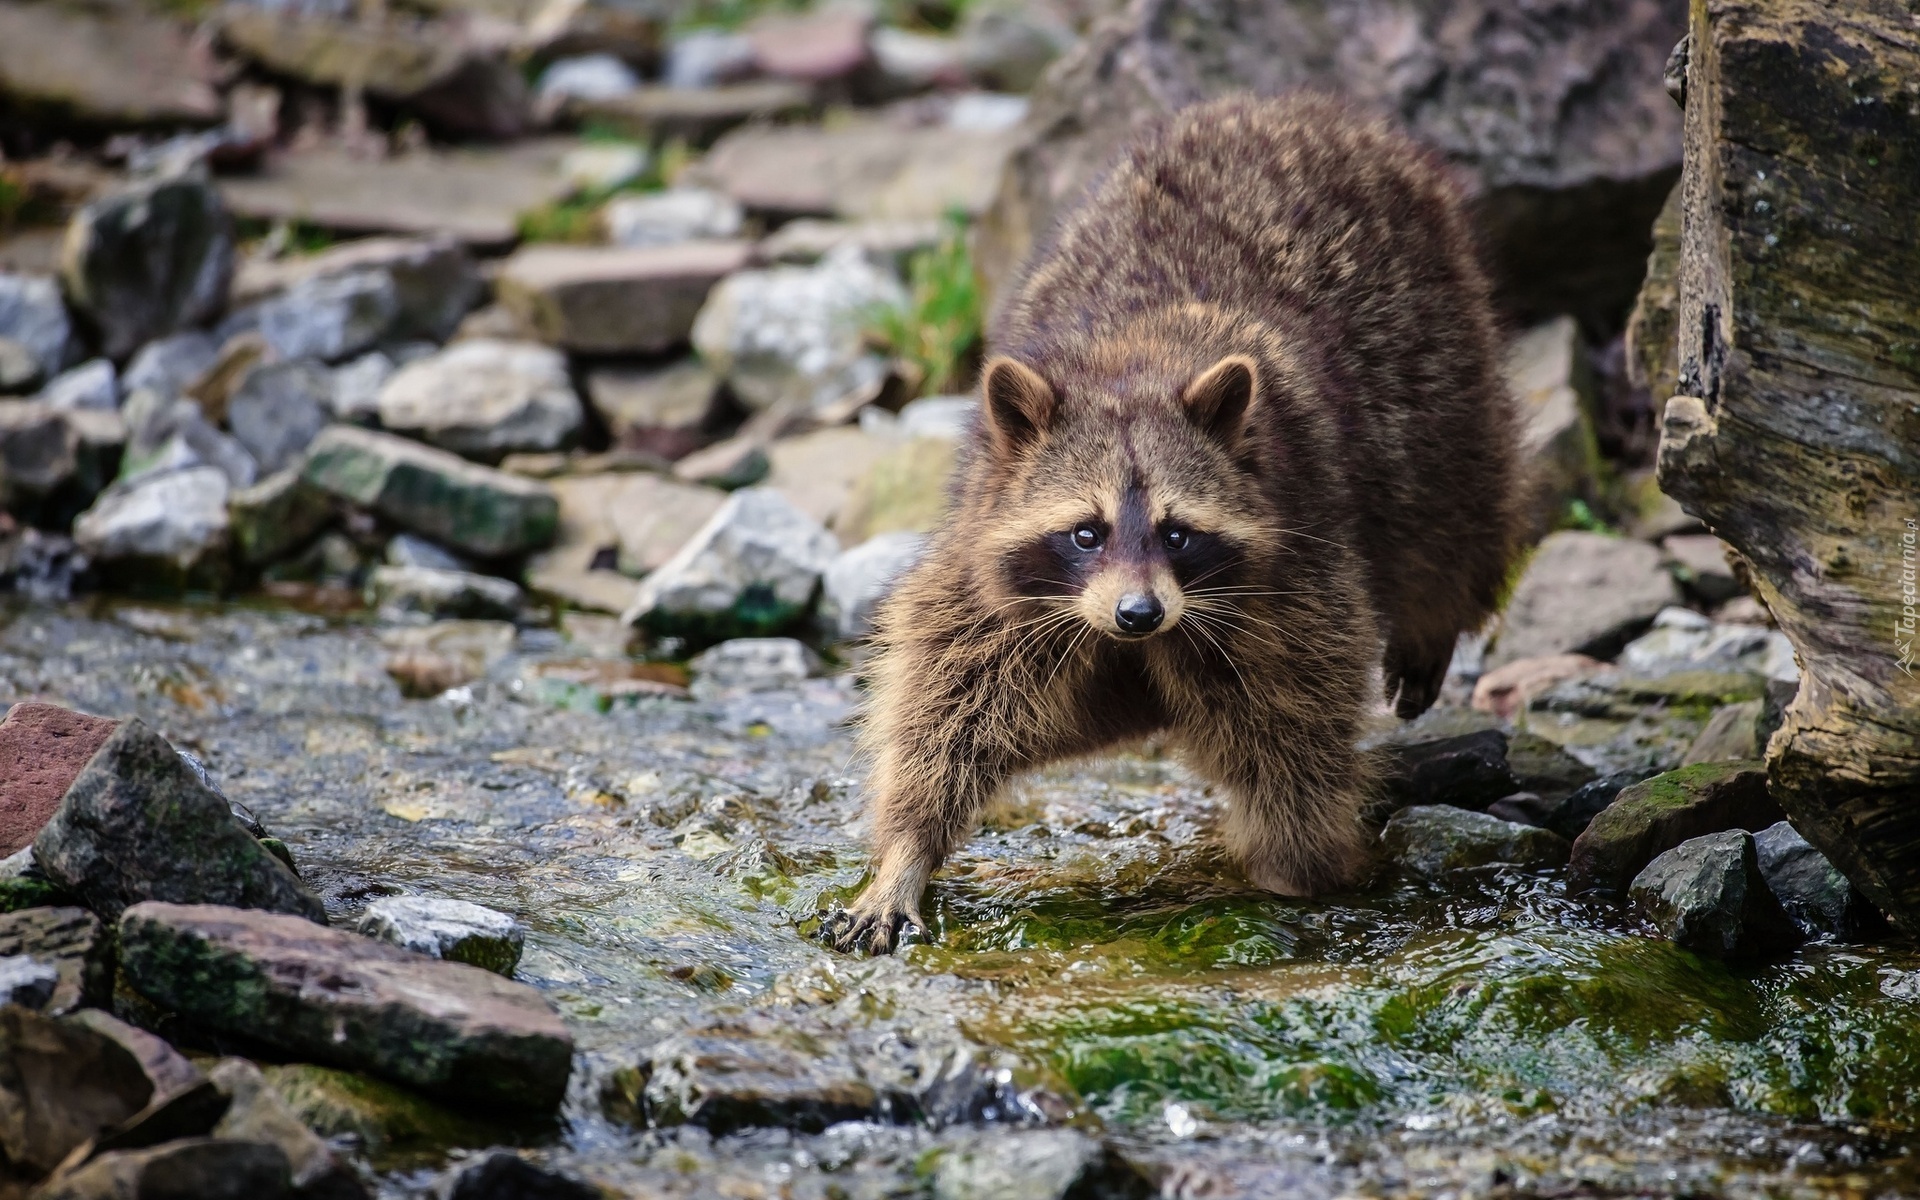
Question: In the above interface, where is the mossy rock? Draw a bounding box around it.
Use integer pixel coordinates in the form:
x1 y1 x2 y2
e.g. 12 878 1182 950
1567 761 1780 897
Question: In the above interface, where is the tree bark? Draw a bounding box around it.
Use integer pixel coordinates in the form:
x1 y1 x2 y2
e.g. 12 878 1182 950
1658 0 1920 931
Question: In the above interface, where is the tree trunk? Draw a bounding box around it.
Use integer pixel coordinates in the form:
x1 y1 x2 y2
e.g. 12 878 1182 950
1657 0 1920 930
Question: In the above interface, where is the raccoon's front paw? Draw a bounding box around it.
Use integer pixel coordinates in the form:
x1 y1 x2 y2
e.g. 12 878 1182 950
818 900 924 955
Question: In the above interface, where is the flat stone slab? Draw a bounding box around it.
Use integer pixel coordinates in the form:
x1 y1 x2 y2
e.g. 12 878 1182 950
1568 761 1781 897
495 240 751 355
302 425 559 559
1380 805 1570 879
0 702 118 857
692 122 1021 220
118 902 573 1112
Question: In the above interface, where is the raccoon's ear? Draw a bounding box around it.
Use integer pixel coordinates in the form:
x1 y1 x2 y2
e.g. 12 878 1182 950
981 357 1056 455
1182 355 1257 444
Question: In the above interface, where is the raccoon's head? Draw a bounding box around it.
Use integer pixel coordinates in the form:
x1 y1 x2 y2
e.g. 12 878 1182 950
976 352 1279 642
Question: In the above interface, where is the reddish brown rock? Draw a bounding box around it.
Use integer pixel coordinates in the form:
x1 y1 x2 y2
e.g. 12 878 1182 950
0 703 117 858
747 8 871 83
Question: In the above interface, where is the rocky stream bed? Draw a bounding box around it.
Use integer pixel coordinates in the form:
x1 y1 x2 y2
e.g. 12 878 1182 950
6 597 1918 1199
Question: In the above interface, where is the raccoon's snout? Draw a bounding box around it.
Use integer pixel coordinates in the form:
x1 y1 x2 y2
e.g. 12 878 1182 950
1114 593 1164 635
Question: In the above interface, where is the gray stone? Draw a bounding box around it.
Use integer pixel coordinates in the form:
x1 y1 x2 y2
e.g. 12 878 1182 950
0 954 58 1009
495 240 751 356
746 7 870 83
123 332 221 401
386 532 470 572
0 1 222 130
1629 830 1799 959
1663 533 1744 605
302 426 560 558
209 1058 368 1200
895 394 976 440
690 638 824 695
36 1137 294 1200
1376 731 1520 815
0 907 110 1015
377 340 582 463
38 359 118 412
0 528 87 604
536 52 639 102
602 188 744 247
1507 317 1600 536
244 268 400 364
117 902 574 1111
0 1006 187 1174
368 565 523 622
819 531 925 641
1754 820 1870 941
0 272 72 382
1681 700 1766 766
72 466 231 581
565 82 815 149
1380 805 1570 878
231 236 482 345
1542 772 1647 842
356 895 524 976
34 719 325 922
436 1151 598 1200
695 122 1018 222
0 402 116 522
0 337 39 393
120 391 259 490
931 1129 1152 1200
1488 532 1683 669
956 1 1075 93
871 27 966 94
228 361 334 475
623 487 839 640
585 359 721 458
664 28 755 89
326 351 394 424
228 468 333 565
60 176 235 361
1567 761 1780 898
1618 607 1797 683
690 245 905 414
643 1019 897 1134
758 217 947 269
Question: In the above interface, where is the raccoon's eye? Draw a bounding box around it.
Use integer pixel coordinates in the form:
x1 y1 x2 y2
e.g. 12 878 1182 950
1071 524 1102 550
1163 527 1190 551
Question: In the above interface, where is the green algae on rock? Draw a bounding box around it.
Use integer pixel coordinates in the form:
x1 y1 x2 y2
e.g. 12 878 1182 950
1381 805 1570 879
1568 761 1780 897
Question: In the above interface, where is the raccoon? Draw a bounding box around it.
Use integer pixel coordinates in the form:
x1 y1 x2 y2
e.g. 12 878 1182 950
825 94 1523 954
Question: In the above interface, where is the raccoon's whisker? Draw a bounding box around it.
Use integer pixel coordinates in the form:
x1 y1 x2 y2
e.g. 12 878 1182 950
1272 526 1350 551
1042 622 1095 694
1180 612 1251 694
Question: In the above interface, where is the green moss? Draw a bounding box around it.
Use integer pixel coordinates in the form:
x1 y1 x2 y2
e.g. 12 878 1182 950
263 1063 517 1167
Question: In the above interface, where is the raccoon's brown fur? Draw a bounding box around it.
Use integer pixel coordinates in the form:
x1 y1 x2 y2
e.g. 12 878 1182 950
826 94 1523 953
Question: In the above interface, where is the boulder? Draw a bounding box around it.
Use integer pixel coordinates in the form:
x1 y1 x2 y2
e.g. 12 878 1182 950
239 270 399 366
931 1130 1152 1200
71 466 231 585
228 468 334 566
367 565 524 622
122 333 220 404
976 0 1685 329
869 28 966 95
116 393 256 491
536 53 639 102
643 1020 904 1134
1505 317 1600 535
230 236 482 345
1375 731 1520 815
584 360 724 459
302 426 559 558
1655 0 1920 932
435 1152 599 1200
118 902 573 1111
209 1058 367 1200
1566 761 1780 897
356 896 524 976
602 188 744 248
694 122 1019 221
0 702 118 858
622 487 839 641
0 273 71 384
1753 820 1872 941
1486 532 1682 669
1629 830 1799 959
0 907 109 1015
522 471 725 614
377 341 583 463
690 638 824 696
1624 181 1683 412
33 718 325 921
1542 772 1648 842
1680 700 1766 766
36 1138 293 1200
38 359 118 413
0 528 88 607
0 3 222 130
758 217 946 269
691 246 905 415
227 361 334 476
1379 805 1570 879
60 176 235 361
495 241 750 356
819 530 926 641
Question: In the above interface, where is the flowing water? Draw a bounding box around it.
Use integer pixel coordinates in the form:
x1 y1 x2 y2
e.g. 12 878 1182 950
5 599 1917 1198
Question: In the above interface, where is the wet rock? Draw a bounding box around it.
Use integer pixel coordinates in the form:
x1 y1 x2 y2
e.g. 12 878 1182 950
1506 317 1599 535
695 122 1017 222
1380 805 1570 879
536 53 639 102
0 273 70 385
302 426 559 558
820 530 926 640
1505 730 1599 806
691 246 904 415
1542 772 1647 842
623 487 838 641
0 954 59 1009
231 236 482 346
1567 761 1780 898
1483 792 1552 828
956 1 1075 92
496 241 750 356
1617 607 1795 682
380 620 514 698
0 527 88 605
34 718 325 922
1629 830 1799 959
260 1063 485 1160
378 341 583 463
1681 700 1766 766
931 1129 1152 1200
39 359 118 413
368 565 524 622
690 638 824 695
123 332 220 402
227 362 334 475
584 360 723 458
1376 731 1519 814
643 1020 908 1134
0 907 110 1014
746 7 870 83
834 435 958 544
356 895 524 976
72 466 231 585
1753 821 1872 941
1486 532 1683 669
209 1058 368 1200
118 902 573 1112
229 468 334 566
602 188 743 248
436 1151 598 1200
60 176 235 361
0 2 222 130
36 1138 293 1200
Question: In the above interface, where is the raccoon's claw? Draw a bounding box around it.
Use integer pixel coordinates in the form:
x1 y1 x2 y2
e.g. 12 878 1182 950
817 906 923 955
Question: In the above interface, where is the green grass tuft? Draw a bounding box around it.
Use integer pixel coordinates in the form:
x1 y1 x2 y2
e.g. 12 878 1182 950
865 211 983 399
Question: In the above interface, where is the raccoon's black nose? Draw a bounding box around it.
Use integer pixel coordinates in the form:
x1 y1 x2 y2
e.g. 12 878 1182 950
1115 594 1164 634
